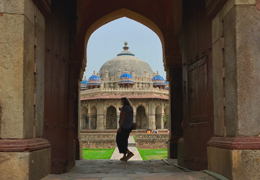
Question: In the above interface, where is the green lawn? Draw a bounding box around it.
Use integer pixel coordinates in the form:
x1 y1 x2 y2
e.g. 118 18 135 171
137 148 167 160
83 148 115 159
133 136 136 142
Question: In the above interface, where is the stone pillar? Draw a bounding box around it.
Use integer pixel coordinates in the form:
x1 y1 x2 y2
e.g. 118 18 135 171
161 113 164 130
117 114 120 129
133 108 136 123
88 113 91 130
167 67 183 159
96 100 105 130
148 101 156 130
0 0 51 179
208 1 260 179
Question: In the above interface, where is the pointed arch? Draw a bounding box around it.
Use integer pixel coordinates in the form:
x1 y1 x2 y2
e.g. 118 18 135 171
81 107 88 130
136 105 147 129
83 8 165 69
106 106 117 129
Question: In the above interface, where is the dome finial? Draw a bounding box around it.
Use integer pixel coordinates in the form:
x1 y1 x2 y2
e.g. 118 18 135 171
157 71 159 75
123 42 129 50
93 70 95 75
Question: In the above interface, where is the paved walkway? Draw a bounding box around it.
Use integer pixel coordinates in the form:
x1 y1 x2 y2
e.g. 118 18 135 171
43 136 219 180
110 136 142 161
43 159 217 180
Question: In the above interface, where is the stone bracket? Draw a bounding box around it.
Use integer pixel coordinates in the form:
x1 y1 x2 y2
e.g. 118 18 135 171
0 138 51 152
208 136 260 150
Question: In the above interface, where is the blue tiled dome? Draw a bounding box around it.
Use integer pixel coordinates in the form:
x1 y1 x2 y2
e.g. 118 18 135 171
119 72 133 84
152 72 166 86
152 75 165 81
81 80 88 85
87 72 101 86
164 80 169 89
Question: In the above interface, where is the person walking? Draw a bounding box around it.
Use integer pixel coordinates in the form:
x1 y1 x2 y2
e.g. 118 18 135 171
116 97 134 161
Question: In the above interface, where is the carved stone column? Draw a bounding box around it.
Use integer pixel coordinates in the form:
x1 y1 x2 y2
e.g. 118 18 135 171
96 100 105 130
208 1 260 179
161 114 164 130
0 0 51 179
148 101 156 130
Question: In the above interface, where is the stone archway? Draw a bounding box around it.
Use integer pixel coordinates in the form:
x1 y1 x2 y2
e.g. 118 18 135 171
83 8 166 72
106 106 117 129
90 106 97 129
81 107 88 130
0 0 185 178
136 106 147 129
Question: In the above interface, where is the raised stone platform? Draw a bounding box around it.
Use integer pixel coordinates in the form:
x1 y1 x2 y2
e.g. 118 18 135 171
136 133 169 149
80 131 169 149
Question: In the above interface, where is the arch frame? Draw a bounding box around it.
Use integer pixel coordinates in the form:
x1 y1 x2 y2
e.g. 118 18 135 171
82 8 166 78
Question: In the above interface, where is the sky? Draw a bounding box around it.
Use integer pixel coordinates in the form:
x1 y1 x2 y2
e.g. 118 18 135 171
83 17 165 80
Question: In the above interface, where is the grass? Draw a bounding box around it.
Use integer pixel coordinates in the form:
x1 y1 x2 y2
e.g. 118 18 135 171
137 148 167 160
83 148 115 159
133 136 136 142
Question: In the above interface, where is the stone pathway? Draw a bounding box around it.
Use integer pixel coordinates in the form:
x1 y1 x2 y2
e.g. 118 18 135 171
43 136 219 180
110 136 142 161
43 159 217 180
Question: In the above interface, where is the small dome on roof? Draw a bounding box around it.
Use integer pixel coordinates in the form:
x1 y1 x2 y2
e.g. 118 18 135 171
81 80 88 85
87 71 101 86
152 71 165 86
119 69 133 84
164 80 169 89
81 76 88 89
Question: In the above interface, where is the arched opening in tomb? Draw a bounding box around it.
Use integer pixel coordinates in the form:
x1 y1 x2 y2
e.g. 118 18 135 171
155 105 162 129
106 106 117 129
136 106 147 129
90 106 97 129
164 106 170 129
81 107 89 130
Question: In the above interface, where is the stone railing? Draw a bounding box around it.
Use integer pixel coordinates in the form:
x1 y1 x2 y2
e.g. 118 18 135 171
81 87 168 98
135 133 169 149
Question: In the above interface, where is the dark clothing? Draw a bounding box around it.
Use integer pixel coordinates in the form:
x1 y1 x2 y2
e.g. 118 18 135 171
119 105 133 129
116 126 133 154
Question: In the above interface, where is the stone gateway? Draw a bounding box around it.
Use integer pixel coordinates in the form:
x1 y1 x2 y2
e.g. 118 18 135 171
0 0 260 179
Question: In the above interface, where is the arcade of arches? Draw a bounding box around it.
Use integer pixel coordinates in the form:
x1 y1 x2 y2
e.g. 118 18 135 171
0 0 260 180
80 103 169 130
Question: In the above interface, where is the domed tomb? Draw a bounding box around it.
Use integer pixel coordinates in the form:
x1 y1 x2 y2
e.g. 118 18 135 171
99 42 153 79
